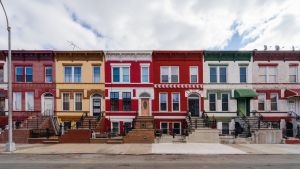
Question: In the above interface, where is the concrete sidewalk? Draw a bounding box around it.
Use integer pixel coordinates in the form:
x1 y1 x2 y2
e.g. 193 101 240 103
1 143 300 155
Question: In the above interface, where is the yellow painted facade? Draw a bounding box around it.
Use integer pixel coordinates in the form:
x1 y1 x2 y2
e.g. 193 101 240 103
54 51 105 123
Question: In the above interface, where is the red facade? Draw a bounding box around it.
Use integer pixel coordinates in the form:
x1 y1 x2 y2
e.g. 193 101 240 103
152 51 204 134
11 51 55 120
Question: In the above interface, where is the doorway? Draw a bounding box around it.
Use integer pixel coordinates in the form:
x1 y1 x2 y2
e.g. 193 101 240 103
141 98 150 116
91 93 102 116
188 94 200 117
237 98 250 117
42 93 54 116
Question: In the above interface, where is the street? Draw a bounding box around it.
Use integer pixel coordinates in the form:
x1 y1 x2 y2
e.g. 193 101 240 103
0 154 299 169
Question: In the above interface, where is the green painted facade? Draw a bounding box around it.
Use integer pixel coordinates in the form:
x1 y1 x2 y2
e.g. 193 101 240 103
204 51 252 61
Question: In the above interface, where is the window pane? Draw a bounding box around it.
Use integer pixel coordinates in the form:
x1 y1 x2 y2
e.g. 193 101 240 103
45 67 53 83
172 93 179 111
190 67 198 83
122 92 131 111
161 67 169 82
75 93 83 111
222 94 228 111
210 67 217 82
171 67 179 83
26 92 34 111
258 67 267 83
25 67 33 82
16 67 23 82
110 92 119 111
74 67 81 82
270 93 278 111
161 122 168 134
219 67 227 83
13 92 22 111
141 67 149 83
0 66 3 83
240 67 247 83
258 93 266 111
93 66 101 83
289 67 297 83
64 67 72 82
122 67 129 82
160 93 167 111
112 67 120 82
209 94 216 111
62 93 70 111
112 122 119 134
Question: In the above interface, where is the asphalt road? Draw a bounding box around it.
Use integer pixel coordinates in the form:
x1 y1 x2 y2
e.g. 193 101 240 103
0 154 299 169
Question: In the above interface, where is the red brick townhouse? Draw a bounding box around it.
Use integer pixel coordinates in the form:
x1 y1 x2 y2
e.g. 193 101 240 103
152 51 204 135
104 51 153 135
252 51 300 126
11 51 56 121
0 52 8 128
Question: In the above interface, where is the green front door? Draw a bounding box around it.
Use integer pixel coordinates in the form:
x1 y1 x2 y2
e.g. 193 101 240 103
237 98 250 117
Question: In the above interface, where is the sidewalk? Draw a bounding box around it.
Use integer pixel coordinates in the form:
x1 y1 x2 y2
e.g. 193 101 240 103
1 143 300 155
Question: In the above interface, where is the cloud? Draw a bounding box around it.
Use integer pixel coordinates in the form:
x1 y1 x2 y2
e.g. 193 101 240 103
0 0 299 50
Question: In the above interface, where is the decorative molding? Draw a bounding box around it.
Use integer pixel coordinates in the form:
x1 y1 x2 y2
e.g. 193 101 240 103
154 84 203 89
105 51 152 61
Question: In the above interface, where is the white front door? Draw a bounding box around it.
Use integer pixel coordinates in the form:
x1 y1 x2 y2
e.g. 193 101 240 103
44 97 54 116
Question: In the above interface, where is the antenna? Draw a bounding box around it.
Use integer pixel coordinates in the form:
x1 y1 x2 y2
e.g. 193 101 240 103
67 41 81 50
275 45 280 51
292 46 295 51
264 45 267 51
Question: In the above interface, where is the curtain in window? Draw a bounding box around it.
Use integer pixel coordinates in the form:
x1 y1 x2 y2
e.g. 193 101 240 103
141 67 149 83
75 93 83 111
160 93 167 111
25 67 33 82
190 67 198 83
122 67 129 82
171 67 179 82
13 92 22 111
62 93 70 111
64 67 72 82
161 67 169 82
93 66 101 83
45 67 53 83
26 92 34 111
74 67 82 82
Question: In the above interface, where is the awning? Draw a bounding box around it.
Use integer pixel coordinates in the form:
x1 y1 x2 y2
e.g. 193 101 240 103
285 89 300 98
234 89 258 98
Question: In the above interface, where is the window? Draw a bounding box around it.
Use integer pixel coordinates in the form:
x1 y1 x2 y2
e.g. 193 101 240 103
112 66 130 83
122 92 131 111
258 93 266 111
74 93 83 111
173 122 181 135
64 66 82 83
93 66 101 83
62 93 70 111
221 93 229 111
141 66 149 83
110 92 119 111
240 67 247 83
13 92 22 111
159 93 168 111
45 66 53 83
15 66 33 83
289 66 298 83
210 67 217 83
190 66 198 83
0 65 3 83
258 66 277 83
172 93 180 112
219 67 227 83
112 122 119 134
270 93 278 111
160 66 179 83
209 93 216 111
25 92 34 111
161 122 168 134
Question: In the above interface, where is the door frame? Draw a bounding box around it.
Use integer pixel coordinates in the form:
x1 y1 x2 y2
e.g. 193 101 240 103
138 92 152 116
237 98 250 117
187 93 201 117
90 93 102 116
41 93 54 116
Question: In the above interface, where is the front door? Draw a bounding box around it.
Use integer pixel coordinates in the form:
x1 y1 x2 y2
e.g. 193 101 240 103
44 97 54 116
237 98 250 117
141 98 150 116
92 98 101 116
188 98 199 117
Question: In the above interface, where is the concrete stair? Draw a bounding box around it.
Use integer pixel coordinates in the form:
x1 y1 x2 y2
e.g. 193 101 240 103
22 116 50 129
187 128 220 143
79 116 101 129
156 135 186 143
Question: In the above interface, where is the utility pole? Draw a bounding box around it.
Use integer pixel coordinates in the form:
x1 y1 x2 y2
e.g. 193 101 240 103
0 0 15 152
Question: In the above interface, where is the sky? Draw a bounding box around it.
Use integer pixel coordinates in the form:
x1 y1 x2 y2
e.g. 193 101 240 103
0 0 299 51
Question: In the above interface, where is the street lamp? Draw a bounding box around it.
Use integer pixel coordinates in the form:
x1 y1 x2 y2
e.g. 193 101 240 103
0 0 15 152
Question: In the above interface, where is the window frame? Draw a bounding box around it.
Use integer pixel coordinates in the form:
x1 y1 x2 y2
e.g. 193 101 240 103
141 65 150 83
160 66 179 83
189 66 198 83
122 92 131 111
258 66 278 83
93 66 101 83
13 92 22 111
25 92 34 111
171 92 180 112
209 93 217 111
64 66 82 83
289 66 298 83
62 92 70 111
221 93 229 111
270 93 278 111
111 66 131 83
45 66 53 83
111 122 120 134
15 66 23 83
258 93 266 111
219 66 227 83
160 122 169 134
159 93 168 112
239 66 247 83
110 92 119 111
74 92 83 111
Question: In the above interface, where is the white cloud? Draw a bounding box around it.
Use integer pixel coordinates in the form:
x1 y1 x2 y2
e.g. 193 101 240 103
0 0 299 50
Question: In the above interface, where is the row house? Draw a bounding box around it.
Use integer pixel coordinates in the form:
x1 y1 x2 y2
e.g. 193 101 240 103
203 51 256 123
54 51 105 127
104 51 153 135
252 51 300 122
11 51 56 120
0 52 8 128
153 51 204 135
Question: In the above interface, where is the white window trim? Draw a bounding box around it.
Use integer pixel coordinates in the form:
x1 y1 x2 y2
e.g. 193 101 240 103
160 66 179 83
25 92 34 111
258 93 266 111
189 66 198 83
209 93 217 112
239 66 247 83
111 66 131 83
111 121 120 134
62 92 70 111
45 66 52 83
13 92 22 111
74 92 83 111
289 66 298 83
92 66 101 83
64 66 82 83
172 122 181 135
270 93 278 111
160 122 169 134
171 92 180 112
259 66 278 83
221 93 229 112
140 65 150 83
219 66 227 83
159 93 168 112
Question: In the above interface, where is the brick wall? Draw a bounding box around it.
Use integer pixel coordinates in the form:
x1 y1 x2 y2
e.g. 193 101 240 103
59 129 91 143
